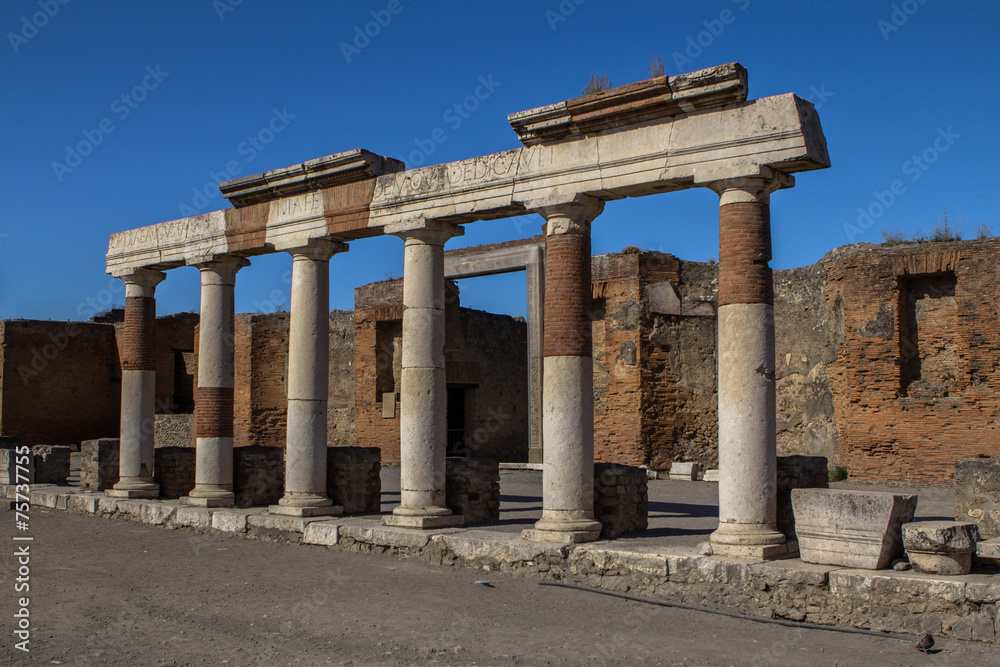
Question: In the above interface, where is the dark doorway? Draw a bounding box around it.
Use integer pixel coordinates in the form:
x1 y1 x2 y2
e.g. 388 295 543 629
446 387 466 456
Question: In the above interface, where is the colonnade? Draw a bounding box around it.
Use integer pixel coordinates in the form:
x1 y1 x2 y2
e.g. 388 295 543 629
109 180 789 553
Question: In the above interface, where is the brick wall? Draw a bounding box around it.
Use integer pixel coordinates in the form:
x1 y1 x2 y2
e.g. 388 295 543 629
0 320 120 446
826 240 1000 483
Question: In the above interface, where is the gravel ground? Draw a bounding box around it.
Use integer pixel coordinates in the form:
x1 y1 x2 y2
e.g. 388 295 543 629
2 504 998 666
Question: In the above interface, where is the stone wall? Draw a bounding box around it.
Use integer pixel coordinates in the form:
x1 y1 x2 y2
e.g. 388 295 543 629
955 458 1000 539
233 446 284 507
154 414 193 449
593 462 648 539
81 438 119 492
32 445 72 484
327 446 380 514
776 455 829 540
116 312 198 415
154 447 196 499
445 457 500 524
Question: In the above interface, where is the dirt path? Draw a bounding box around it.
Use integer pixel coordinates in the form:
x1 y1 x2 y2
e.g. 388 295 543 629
1 506 996 666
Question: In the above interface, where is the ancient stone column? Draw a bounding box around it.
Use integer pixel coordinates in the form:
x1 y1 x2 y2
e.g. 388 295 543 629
271 240 346 517
709 176 790 559
187 256 249 507
383 222 465 529
108 268 166 499
523 196 604 544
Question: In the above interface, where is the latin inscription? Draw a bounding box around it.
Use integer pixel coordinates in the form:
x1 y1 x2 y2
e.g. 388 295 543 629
272 191 323 222
108 215 224 251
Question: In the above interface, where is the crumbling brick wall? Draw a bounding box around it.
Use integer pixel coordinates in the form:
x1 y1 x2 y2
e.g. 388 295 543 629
826 240 1000 483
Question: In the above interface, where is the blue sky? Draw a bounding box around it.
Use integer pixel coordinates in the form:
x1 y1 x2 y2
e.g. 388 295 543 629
2 0 997 320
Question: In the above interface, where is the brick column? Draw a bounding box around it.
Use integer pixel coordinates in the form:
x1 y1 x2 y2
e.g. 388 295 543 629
188 255 249 507
523 196 604 544
708 177 790 559
271 240 347 517
108 268 166 499
383 221 465 529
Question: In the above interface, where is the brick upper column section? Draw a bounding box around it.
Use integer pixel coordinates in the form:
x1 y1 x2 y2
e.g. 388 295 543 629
718 200 773 306
120 269 165 372
538 196 604 358
195 386 235 438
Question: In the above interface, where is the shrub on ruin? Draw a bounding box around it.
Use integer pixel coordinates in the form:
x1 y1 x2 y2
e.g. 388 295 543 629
582 73 612 96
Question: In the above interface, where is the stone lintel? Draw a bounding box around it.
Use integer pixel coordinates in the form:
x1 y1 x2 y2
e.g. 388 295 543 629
508 62 748 146
220 149 405 207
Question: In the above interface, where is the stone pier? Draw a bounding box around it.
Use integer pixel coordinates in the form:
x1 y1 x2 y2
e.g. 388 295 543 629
523 196 605 544
188 256 248 507
707 171 792 559
108 269 165 499
271 241 347 517
383 221 465 529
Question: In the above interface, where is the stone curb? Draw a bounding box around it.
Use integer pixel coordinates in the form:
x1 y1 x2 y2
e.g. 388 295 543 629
4 484 998 644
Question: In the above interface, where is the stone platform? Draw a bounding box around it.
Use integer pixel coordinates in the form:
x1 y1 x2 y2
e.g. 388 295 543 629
8 482 998 645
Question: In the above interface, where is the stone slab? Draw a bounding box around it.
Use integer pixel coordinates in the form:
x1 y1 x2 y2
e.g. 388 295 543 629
521 528 601 545
702 469 720 483
247 514 322 542
668 462 700 481
211 508 268 533
268 504 343 518
439 531 568 566
572 546 668 577
381 513 464 530
173 506 215 529
903 521 979 575
302 521 340 546
976 537 1000 561
66 493 101 514
792 488 917 569
339 521 436 549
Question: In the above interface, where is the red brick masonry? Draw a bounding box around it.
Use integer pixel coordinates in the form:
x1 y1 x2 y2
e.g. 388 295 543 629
718 201 773 306
544 232 592 358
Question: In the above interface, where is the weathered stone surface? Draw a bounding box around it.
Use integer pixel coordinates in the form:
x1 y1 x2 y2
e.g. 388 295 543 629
211 508 266 533
154 446 196 499
339 521 434 549
233 446 284 507
80 438 119 492
247 513 320 542
0 448 33 484
154 414 193 448
792 488 917 569
327 446 381 514
572 547 667 577
66 493 101 514
703 469 720 483
29 487 59 508
904 521 979 575
173 506 214 529
32 445 72 484
446 457 500 524
668 462 700 480
302 521 340 546
776 455 829 540
976 537 1000 563
440 531 567 566
594 463 648 539
955 458 1000 540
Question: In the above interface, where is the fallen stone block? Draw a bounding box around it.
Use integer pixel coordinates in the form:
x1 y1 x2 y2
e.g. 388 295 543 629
32 445 73 484
903 521 979 575
792 488 917 569
702 469 720 483
955 458 1000 540
975 537 1000 564
668 462 700 481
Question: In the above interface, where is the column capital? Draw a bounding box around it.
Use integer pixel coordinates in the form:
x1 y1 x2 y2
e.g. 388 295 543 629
698 165 794 205
285 239 348 261
195 255 250 284
386 219 465 246
535 195 605 235
121 268 166 298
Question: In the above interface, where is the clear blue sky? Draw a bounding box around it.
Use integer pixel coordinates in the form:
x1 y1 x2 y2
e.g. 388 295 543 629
2 0 997 320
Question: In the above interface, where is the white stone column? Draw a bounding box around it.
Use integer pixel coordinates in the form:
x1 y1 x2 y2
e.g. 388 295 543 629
271 240 347 517
108 268 166 499
523 196 605 544
708 176 790 559
383 221 465 529
187 255 249 507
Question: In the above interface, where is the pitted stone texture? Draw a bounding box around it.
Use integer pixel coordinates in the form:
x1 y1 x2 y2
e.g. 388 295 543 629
327 447 381 514
212 508 267 533
338 521 434 550
233 446 284 507
154 446 196 499
302 521 340 546
32 445 72 484
776 455 829 540
247 514 321 542
977 538 1000 563
446 457 500 524
903 521 980 575
0 449 33 484
66 493 102 514
792 488 917 569
668 462 700 480
116 499 179 526
594 463 648 539
173 506 214 529
81 439 120 492
955 458 1000 540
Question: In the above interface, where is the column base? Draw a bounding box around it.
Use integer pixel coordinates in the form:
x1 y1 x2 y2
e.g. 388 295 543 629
107 478 159 499
381 513 464 529
710 522 792 560
521 528 601 544
184 494 235 508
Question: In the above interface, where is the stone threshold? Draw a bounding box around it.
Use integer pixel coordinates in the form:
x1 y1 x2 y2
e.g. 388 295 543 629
8 484 999 645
